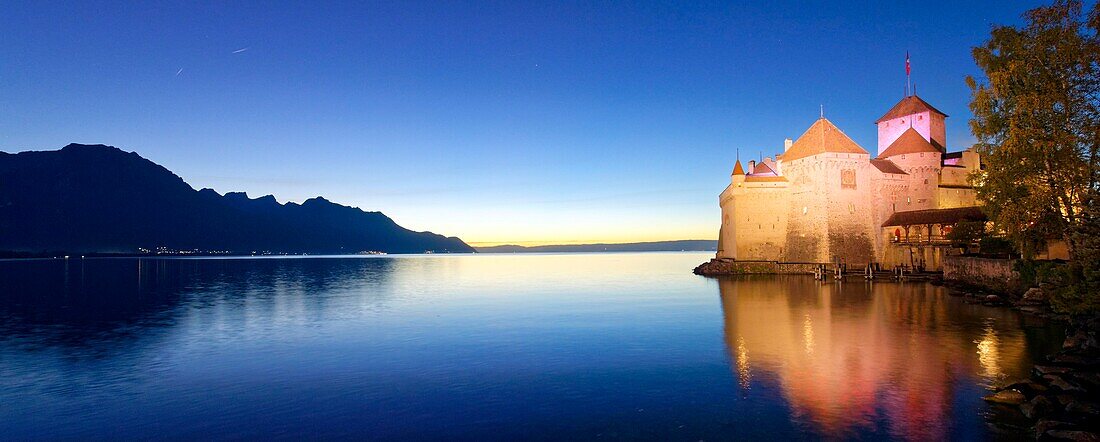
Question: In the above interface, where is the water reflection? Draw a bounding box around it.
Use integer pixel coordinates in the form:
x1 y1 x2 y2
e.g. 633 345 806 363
0 254 1067 440
0 257 400 350
717 277 1057 440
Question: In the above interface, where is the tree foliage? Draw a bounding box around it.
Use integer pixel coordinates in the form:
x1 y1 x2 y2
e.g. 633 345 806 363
966 0 1100 259
946 220 984 254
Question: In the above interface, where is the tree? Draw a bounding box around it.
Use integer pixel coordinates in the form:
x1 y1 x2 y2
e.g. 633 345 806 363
966 0 1100 260
946 221 985 254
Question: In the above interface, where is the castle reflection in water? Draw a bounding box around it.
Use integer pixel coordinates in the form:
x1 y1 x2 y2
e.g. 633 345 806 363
717 277 1049 440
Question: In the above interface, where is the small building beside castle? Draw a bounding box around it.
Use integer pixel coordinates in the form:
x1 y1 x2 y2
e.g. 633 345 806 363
716 94 984 270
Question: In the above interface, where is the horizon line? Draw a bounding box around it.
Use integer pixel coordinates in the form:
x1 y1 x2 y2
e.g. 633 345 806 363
468 238 717 247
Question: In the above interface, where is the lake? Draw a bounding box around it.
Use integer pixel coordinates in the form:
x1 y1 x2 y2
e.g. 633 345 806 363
0 252 1063 440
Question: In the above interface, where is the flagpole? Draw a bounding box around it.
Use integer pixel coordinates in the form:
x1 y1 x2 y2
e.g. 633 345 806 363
906 52 911 97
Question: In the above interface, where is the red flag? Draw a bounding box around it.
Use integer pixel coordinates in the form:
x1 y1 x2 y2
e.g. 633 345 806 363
906 52 911 76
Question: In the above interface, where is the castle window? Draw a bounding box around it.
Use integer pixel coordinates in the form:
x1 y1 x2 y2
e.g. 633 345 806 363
848 203 855 213
907 197 911 204
802 206 808 215
924 178 929 184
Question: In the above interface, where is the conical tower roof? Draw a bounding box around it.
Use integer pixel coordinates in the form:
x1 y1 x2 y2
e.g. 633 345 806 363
732 160 745 176
782 117 868 162
876 95 947 123
878 127 940 158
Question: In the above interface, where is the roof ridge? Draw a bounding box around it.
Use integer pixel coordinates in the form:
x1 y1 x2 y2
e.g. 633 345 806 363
876 95 948 123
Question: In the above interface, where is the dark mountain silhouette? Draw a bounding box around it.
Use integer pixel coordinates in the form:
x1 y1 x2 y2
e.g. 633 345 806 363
476 240 717 253
0 144 473 254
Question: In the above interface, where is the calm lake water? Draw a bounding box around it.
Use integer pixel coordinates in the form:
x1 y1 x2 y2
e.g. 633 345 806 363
0 252 1064 440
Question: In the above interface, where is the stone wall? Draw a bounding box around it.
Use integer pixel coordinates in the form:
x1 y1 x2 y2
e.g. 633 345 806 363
942 255 1023 295
735 186 789 259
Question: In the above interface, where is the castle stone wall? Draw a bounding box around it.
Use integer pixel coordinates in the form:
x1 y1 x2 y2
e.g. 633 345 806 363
942 256 1023 295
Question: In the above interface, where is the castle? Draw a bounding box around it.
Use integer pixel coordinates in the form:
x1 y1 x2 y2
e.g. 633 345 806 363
716 93 984 270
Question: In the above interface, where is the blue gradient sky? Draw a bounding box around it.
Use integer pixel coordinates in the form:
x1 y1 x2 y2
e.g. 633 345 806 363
0 1 1044 245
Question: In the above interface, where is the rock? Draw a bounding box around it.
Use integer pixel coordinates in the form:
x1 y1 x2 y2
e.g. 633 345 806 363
1065 331 1091 350
1050 354 1091 367
1043 430 1100 441
985 389 1027 405
1002 379 1049 397
1036 420 1075 435
947 289 967 297
1044 375 1085 393
983 294 1005 305
1069 371 1100 390
1020 306 1046 315
1064 400 1100 416
1055 394 1077 407
1022 287 1050 305
1036 365 1073 376
1022 395 1055 420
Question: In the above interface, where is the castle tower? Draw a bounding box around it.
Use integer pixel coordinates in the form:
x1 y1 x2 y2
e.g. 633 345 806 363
875 95 947 156
877 128 942 211
781 117 874 265
717 160 746 259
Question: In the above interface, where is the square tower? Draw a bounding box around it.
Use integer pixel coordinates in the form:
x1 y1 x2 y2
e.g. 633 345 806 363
875 95 947 156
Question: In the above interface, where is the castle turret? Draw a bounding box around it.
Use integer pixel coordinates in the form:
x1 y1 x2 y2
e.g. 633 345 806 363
731 160 746 185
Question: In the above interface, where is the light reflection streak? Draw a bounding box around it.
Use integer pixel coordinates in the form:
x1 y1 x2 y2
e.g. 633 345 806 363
736 335 752 391
976 320 1002 380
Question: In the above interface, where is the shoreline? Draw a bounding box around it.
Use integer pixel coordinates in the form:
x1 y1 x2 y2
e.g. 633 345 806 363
695 257 1098 438
959 280 1099 439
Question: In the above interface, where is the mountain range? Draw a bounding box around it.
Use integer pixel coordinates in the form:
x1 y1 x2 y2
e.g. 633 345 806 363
0 144 473 255
475 240 717 253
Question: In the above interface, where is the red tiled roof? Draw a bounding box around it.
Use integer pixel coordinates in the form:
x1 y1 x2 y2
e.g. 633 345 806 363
752 161 777 176
782 118 868 162
870 158 907 175
878 128 942 158
881 206 986 227
876 95 948 123
732 160 745 175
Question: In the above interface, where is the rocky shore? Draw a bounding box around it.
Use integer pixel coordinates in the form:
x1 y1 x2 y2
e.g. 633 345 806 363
983 315 1099 440
946 282 1100 440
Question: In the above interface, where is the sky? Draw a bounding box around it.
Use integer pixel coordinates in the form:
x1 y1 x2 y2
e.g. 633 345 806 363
0 1 1051 246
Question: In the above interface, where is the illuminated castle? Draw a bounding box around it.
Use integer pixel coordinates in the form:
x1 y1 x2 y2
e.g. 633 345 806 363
716 94 983 269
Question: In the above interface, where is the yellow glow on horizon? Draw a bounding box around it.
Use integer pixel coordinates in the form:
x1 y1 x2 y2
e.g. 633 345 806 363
378 203 718 248
462 227 717 247
467 236 716 247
